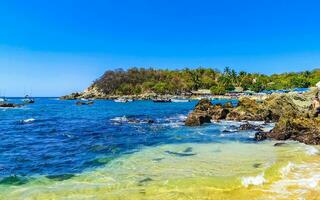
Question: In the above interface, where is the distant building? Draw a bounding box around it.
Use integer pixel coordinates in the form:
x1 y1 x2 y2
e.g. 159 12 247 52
191 89 211 95
233 87 244 93
244 90 255 95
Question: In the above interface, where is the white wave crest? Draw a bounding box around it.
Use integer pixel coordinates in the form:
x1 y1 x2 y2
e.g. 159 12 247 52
304 145 319 155
110 116 128 122
280 162 294 177
241 173 266 187
22 118 35 123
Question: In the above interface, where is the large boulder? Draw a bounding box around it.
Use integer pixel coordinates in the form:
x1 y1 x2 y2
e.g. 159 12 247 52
239 123 263 131
208 104 230 120
185 99 213 126
185 111 212 126
194 99 213 111
226 97 268 121
185 99 224 126
262 94 304 121
225 94 307 122
268 117 320 145
255 131 268 141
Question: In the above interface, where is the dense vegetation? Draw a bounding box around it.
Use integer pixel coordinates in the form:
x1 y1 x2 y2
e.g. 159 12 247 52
93 67 320 95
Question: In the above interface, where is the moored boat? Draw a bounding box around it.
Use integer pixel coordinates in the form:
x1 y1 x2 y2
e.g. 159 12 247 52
0 97 7 102
114 98 133 103
22 95 35 104
152 99 171 103
76 101 94 105
171 99 190 103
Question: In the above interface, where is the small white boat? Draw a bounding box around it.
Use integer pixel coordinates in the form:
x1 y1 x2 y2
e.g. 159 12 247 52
0 98 6 102
171 99 190 103
22 95 35 104
114 98 129 103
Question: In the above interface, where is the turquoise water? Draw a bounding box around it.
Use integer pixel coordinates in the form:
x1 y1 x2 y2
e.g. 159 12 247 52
0 98 235 179
1 98 320 200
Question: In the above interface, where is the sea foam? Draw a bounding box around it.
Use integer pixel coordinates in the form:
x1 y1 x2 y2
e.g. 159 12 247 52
304 145 319 155
110 116 128 122
241 173 266 187
280 162 294 177
21 118 35 124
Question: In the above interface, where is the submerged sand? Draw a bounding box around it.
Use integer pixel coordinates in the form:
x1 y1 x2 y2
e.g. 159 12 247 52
1 141 320 200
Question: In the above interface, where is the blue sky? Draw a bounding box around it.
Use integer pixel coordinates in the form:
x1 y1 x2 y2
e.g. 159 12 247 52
0 0 320 96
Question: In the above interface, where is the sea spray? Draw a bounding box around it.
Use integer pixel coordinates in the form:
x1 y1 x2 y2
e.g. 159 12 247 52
241 173 266 187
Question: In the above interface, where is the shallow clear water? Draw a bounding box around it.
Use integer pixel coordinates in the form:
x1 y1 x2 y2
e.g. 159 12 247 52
0 98 319 199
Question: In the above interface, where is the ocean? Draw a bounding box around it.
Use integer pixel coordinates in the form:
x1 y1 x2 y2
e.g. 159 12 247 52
0 98 319 199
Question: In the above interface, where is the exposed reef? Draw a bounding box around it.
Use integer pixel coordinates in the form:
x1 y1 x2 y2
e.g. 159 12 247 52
185 90 320 145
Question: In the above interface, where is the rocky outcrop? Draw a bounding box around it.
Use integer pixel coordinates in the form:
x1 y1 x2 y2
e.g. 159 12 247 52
208 104 230 120
225 94 307 122
185 111 212 126
0 103 22 108
226 97 268 121
262 94 304 121
185 99 234 126
239 123 263 131
268 117 320 145
81 85 106 99
185 91 320 145
255 131 268 141
185 99 213 126
60 92 82 100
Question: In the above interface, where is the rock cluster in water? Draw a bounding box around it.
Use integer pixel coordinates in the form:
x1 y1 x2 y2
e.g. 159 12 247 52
185 91 320 145
0 103 22 108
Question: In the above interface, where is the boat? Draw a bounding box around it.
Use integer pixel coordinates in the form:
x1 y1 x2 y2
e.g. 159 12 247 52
171 99 190 103
114 98 128 103
76 101 94 105
22 95 35 104
152 99 171 103
0 97 7 102
114 98 133 103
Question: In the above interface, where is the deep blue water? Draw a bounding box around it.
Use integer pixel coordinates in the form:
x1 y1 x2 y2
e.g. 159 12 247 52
0 98 244 180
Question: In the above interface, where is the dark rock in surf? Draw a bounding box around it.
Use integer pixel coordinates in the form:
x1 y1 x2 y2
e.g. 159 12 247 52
0 103 22 108
273 142 287 147
208 105 230 121
185 99 231 126
239 123 263 131
268 117 320 145
185 111 212 126
254 131 268 141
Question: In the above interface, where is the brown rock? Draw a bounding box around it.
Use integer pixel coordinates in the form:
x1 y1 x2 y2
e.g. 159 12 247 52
223 102 234 108
226 97 268 121
268 117 320 145
194 99 213 111
263 94 302 121
239 123 263 131
0 103 22 108
207 104 229 120
255 131 268 141
185 111 212 126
